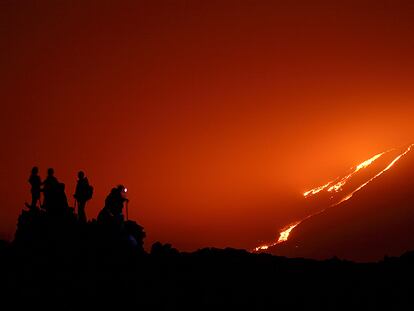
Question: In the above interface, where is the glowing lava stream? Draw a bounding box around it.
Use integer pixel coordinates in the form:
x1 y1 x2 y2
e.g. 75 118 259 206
333 144 413 206
304 150 390 198
253 144 414 253
254 221 301 251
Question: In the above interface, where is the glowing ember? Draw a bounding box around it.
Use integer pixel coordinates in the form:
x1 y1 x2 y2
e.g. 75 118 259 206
254 144 413 253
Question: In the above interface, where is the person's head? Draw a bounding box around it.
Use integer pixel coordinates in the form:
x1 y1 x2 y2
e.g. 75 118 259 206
78 171 85 179
47 168 54 176
31 166 39 175
117 184 127 193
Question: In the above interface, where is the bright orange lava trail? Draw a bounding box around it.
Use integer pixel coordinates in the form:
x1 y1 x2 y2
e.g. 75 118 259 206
253 221 301 251
303 181 334 197
333 144 413 206
253 144 413 253
304 150 391 198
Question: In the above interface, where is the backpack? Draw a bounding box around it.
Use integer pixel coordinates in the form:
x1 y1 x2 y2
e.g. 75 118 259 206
85 184 94 201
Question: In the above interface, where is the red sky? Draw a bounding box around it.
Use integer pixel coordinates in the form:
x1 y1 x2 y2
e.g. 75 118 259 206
0 0 413 250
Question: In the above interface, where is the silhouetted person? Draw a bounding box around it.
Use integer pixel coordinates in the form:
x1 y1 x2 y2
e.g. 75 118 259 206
42 168 59 211
98 185 128 225
56 182 69 210
109 184 129 219
28 166 41 210
74 171 93 223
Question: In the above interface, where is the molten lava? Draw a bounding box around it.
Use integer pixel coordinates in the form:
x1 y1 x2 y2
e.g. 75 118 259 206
304 151 389 198
253 144 414 253
277 222 301 243
303 181 334 197
333 144 413 206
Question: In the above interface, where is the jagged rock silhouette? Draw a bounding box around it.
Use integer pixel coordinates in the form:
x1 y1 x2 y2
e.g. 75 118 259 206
14 206 146 255
2 171 414 308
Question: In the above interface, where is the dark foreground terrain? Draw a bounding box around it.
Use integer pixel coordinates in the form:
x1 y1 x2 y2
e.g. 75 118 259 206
1 208 414 310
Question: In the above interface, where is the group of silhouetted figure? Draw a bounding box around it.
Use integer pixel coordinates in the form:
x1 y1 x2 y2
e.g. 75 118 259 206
27 166 128 225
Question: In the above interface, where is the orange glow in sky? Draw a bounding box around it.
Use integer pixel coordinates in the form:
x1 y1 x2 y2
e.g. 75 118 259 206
254 144 413 252
1 1 414 252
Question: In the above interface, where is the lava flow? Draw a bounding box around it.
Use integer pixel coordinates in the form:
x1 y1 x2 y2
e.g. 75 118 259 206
253 144 414 253
333 144 413 206
254 221 301 251
304 150 389 198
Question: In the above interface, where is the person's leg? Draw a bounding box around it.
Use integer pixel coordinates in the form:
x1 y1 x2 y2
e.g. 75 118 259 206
31 192 40 209
78 201 87 223
31 195 36 209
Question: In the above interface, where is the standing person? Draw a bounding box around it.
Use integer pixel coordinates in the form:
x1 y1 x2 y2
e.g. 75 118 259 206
28 166 41 209
42 168 59 211
74 171 93 223
56 182 69 211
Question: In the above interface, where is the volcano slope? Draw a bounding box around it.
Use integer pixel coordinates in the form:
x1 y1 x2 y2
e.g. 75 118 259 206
268 146 414 262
